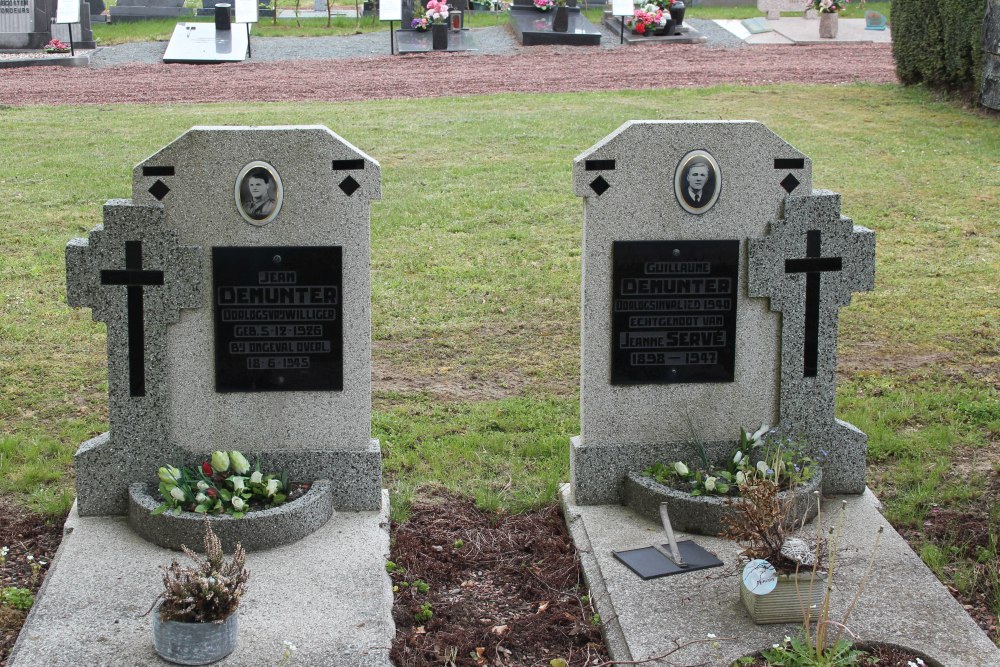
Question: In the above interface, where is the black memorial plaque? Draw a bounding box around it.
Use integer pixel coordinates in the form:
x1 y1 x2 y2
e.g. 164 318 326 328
611 240 739 384
213 246 343 393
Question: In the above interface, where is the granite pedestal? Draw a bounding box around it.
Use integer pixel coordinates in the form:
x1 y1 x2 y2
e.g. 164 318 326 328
395 27 479 53
563 485 1000 666
8 494 394 667
162 21 249 63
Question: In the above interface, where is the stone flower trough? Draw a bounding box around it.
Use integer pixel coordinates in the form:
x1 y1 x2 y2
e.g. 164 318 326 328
622 468 823 536
128 479 335 552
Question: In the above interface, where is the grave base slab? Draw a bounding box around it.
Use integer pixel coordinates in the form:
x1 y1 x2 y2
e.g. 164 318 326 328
561 485 1000 666
8 492 395 667
508 7 601 46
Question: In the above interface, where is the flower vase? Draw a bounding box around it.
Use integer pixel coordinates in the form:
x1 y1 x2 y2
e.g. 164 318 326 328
668 0 685 27
740 571 825 625
552 5 568 32
152 606 239 665
432 22 448 50
819 11 838 38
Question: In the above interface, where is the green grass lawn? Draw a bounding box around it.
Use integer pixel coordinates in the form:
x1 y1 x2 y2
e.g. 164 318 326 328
0 83 997 613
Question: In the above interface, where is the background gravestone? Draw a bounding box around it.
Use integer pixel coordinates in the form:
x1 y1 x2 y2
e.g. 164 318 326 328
108 0 192 21
0 0 53 49
569 120 874 505
66 126 382 516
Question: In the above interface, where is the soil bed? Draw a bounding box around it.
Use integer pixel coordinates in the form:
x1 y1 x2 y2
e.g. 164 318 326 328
0 42 896 106
389 490 606 666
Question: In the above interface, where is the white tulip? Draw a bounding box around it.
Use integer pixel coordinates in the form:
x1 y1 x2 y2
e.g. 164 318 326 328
232 496 245 511
266 478 280 497
230 476 246 492
736 471 747 485
751 423 770 442
169 486 185 502
733 451 743 465
704 476 717 492
250 471 263 484
195 493 209 504
673 461 689 476
196 481 209 491
757 461 769 475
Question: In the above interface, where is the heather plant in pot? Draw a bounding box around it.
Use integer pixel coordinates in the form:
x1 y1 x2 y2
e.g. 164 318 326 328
150 520 249 665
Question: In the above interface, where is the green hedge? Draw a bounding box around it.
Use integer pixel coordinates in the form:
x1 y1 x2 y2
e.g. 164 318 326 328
891 0 988 96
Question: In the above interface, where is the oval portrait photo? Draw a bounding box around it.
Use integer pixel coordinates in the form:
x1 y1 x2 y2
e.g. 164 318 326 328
235 161 283 225
674 150 720 215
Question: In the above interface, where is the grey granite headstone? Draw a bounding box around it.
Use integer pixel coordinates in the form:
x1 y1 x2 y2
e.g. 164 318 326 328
0 0 53 49
569 121 874 505
66 126 383 516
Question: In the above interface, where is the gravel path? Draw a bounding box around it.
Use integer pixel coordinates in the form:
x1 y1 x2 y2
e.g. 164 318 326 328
0 21 895 106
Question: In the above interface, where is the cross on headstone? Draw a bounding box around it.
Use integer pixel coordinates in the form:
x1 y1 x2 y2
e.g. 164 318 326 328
748 190 874 493
783 229 842 378
99 240 164 397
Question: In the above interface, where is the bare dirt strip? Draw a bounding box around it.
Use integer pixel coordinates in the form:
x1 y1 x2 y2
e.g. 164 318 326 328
0 43 896 106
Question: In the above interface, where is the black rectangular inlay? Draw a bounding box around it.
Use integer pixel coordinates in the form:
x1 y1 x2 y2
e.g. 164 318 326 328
611 240 739 385
332 159 365 171
213 246 343 393
774 158 805 170
142 166 175 176
585 159 616 171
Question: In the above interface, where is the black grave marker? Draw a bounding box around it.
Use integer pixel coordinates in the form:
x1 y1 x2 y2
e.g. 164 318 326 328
100 241 164 397
611 240 739 384
213 246 343 393
784 229 843 377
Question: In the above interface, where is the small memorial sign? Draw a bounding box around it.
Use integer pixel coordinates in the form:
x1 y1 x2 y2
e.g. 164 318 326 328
610 240 739 384
213 246 343 393
742 559 778 595
610 0 631 16
55 0 81 24
379 0 401 21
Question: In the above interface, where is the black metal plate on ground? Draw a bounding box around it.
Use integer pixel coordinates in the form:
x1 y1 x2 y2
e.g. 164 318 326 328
610 240 739 385
213 246 343 393
508 7 602 46
613 540 724 580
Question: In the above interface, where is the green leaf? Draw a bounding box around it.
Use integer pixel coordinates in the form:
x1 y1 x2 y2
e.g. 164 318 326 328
194 504 209 513
272 493 287 504
151 503 168 516
219 489 232 501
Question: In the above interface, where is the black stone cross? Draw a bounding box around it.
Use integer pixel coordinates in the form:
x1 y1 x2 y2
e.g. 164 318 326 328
784 229 843 378
100 241 164 397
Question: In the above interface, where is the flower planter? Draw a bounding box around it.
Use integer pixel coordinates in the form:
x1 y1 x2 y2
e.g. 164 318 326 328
432 22 449 50
552 5 568 32
622 468 823 536
740 569 825 625
819 11 838 38
152 606 238 665
128 479 334 552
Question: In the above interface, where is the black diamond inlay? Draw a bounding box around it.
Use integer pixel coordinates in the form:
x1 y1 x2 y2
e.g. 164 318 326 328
590 176 610 196
780 174 800 194
148 179 170 201
339 176 360 196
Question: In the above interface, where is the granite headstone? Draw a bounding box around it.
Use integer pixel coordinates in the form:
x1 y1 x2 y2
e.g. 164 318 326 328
569 121 875 505
66 126 383 516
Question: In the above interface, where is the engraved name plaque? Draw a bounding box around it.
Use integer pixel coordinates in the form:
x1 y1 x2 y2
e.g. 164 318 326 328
610 240 738 384
213 246 343 392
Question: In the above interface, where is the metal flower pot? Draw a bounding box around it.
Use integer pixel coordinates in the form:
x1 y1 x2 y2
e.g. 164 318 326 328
152 607 239 665
432 22 449 50
819 11 839 38
668 0 684 26
552 5 568 32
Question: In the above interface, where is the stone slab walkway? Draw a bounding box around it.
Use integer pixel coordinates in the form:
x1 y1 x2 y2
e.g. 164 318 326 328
562 486 1000 666
8 493 394 667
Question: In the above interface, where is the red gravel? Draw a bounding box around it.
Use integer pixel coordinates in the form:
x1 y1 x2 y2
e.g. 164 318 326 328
0 43 896 106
